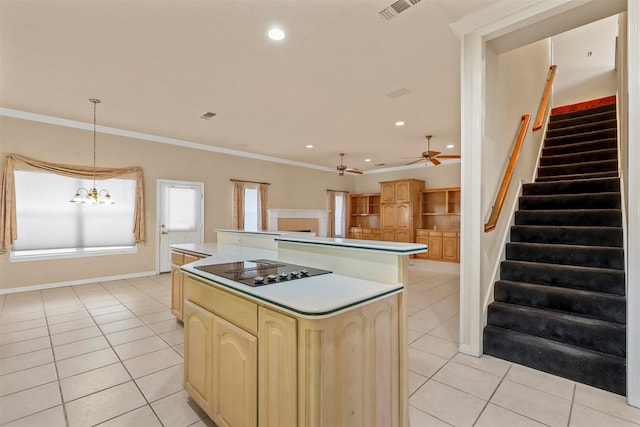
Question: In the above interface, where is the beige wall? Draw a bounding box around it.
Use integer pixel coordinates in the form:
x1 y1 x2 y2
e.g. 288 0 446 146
480 39 551 311
0 116 355 290
353 163 461 194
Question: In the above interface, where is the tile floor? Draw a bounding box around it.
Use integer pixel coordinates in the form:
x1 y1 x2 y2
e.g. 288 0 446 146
0 261 638 426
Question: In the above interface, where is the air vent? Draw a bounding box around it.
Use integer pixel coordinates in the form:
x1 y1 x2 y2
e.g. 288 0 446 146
386 87 411 98
200 112 216 120
379 0 421 21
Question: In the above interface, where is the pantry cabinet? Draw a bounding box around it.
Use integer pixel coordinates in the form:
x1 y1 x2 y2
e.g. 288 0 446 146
380 179 424 243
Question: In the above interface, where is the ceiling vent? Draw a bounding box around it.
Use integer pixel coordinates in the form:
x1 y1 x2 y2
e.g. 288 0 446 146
379 0 421 21
200 112 217 120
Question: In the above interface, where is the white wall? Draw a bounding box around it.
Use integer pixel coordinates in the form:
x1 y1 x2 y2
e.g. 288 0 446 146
552 15 619 107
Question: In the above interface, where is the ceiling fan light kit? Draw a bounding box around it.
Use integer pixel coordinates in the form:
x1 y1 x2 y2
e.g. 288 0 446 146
336 153 363 176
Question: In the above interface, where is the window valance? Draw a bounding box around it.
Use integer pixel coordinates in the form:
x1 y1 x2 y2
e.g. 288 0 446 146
1 154 145 253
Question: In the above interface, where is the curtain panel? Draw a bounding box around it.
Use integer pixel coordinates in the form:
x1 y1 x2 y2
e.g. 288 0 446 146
258 183 268 231
327 190 337 237
0 154 145 253
232 181 245 229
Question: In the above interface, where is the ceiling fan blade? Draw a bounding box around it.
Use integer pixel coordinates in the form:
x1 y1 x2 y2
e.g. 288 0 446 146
435 155 461 159
405 158 425 165
430 158 442 166
346 169 363 175
429 151 441 157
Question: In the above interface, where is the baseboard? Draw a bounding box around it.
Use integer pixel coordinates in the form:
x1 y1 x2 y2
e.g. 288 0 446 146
0 270 159 295
458 343 482 357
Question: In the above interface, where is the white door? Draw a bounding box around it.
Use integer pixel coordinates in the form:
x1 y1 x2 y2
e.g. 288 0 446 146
158 180 204 272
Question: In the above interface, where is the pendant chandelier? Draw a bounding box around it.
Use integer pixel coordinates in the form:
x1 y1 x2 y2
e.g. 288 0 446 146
70 98 114 205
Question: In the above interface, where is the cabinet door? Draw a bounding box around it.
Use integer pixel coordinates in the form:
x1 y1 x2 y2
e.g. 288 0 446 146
183 301 214 414
442 233 458 261
395 203 411 229
170 266 184 320
381 204 396 229
212 316 258 427
380 183 395 203
415 235 429 259
395 230 411 242
428 234 443 260
381 229 396 241
395 181 411 203
258 307 297 427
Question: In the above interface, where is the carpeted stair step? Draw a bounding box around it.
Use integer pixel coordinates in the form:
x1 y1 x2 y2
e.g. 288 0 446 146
540 148 618 167
549 103 616 122
522 177 619 195
515 209 622 227
546 119 617 139
536 171 618 182
487 302 626 357
510 225 623 247
506 242 624 269
544 128 617 147
494 280 626 323
538 159 617 178
500 260 625 295
518 192 620 210
483 325 625 395
548 109 617 130
542 138 617 157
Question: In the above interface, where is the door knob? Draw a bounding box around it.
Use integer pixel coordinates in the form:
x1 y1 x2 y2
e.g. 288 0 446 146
161 231 169 235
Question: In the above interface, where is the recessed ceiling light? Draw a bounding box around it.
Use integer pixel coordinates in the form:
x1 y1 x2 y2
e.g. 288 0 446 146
268 27 286 41
306 144 313 148
395 121 405 127
365 158 371 162
446 144 455 149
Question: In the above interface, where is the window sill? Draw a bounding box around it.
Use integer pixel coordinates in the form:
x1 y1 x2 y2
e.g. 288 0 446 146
10 246 138 263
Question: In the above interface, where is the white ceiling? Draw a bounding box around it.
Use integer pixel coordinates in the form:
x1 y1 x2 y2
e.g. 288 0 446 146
0 0 501 173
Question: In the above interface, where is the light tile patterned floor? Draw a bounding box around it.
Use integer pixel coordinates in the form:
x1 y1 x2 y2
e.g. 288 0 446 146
0 261 639 426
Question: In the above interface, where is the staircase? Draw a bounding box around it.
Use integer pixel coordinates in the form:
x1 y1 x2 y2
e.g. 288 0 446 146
483 99 627 395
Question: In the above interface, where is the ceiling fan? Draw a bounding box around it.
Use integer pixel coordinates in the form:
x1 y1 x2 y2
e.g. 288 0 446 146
406 135 461 166
336 153 363 176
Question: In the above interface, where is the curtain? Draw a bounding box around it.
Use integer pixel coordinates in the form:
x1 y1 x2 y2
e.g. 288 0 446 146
1 154 145 253
327 190 336 237
232 181 245 229
258 183 268 231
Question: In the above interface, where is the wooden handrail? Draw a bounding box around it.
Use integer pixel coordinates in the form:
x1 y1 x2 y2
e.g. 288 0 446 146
485 114 531 232
533 65 557 131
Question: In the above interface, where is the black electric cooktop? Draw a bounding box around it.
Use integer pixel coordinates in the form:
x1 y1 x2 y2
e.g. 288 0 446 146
194 259 331 287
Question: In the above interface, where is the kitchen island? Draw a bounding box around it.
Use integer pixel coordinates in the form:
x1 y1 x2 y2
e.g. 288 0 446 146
180 236 425 427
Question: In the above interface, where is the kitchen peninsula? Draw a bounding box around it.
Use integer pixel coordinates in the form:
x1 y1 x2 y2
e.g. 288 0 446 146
179 232 426 427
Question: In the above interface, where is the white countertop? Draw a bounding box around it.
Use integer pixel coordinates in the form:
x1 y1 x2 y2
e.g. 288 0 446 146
170 242 276 260
181 256 403 319
275 236 427 254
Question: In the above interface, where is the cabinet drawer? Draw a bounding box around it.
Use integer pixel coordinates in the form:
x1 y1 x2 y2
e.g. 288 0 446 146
429 231 443 237
443 231 458 238
184 253 201 264
415 229 429 237
184 276 258 335
171 251 184 266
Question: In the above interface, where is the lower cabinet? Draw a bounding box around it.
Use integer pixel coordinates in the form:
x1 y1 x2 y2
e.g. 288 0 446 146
183 274 404 427
171 250 203 321
415 229 460 262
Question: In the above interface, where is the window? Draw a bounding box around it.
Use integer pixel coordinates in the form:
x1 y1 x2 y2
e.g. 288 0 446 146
243 186 259 231
11 170 137 259
334 192 346 237
166 186 200 232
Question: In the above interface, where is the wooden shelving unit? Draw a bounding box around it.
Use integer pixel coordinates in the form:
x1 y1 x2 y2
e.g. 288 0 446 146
417 187 461 262
348 193 381 233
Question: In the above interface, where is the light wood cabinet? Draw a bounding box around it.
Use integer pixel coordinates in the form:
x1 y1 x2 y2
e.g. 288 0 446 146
415 229 460 262
171 250 205 321
349 193 380 232
380 179 424 243
442 232 458 261
183 274 403 427
211 316 257 427
416 187 461 263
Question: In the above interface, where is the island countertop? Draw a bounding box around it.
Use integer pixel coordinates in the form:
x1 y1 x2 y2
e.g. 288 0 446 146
181 256 403 319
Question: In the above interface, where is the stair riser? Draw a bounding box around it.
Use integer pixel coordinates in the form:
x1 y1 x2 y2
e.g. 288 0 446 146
515 210 622 227
500 261 625 295
544 129 617 147
550 103 616 122
540 149 618 167
536 171 618 182
548 111 617 130
510 226 623 247
538 160 618 178
487 302 626 357
518 194 620 210
522 178 619 195
494 281 626 324
542 139 617 157
483 326 625 395
546 120 617 138
506 243 624 270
